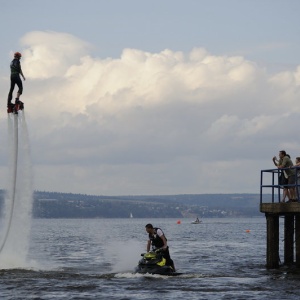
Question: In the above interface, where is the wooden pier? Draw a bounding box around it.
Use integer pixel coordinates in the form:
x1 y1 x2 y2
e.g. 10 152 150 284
260 168 300 268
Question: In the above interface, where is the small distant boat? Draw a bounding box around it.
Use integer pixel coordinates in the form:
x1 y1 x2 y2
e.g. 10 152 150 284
191 217 202 224
130 213 133 218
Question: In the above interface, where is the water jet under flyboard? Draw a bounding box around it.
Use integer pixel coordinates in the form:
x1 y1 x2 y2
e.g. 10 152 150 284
0 109 34 268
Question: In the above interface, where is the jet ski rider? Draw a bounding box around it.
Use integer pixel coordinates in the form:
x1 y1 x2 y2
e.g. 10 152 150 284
145 223 176 271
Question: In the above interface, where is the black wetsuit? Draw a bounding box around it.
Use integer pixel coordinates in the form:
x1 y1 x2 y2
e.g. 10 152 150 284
7 58 23 105
149 228 175 269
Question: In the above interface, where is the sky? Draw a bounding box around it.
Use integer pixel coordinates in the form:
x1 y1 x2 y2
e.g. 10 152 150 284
0 0 299 196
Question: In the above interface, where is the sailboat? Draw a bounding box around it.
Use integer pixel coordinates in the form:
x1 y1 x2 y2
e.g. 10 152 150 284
130 213 133 218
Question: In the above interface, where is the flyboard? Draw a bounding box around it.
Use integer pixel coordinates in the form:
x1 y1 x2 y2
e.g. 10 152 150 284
0 102 24 252
7 101 24 115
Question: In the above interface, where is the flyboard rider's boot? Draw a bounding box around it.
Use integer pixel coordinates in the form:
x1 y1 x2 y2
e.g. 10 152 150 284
7 102 15 114
14 98 24 114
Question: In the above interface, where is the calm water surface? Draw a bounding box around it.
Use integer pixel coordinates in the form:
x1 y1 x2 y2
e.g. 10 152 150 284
0 217 299 299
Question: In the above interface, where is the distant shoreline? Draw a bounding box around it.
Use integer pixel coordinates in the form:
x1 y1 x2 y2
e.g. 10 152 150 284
2 190 265 219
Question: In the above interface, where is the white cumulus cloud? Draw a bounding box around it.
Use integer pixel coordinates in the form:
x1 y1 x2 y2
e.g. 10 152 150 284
1 31 299 195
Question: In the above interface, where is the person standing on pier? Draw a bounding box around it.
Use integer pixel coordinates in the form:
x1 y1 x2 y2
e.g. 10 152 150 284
292 157 300 201
273 151 296 202
273 153 289 201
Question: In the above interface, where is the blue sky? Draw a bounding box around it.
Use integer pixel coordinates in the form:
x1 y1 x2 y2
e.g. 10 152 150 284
1 0 299 65
0 0 299 195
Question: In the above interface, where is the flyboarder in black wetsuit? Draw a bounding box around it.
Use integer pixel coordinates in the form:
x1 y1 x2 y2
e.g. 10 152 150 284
7 52 25 109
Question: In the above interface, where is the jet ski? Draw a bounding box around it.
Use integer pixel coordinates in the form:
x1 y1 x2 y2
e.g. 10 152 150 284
191 218 202 224
134 249 178 276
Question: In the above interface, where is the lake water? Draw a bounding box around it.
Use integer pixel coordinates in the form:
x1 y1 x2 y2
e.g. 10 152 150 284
0 217 299 299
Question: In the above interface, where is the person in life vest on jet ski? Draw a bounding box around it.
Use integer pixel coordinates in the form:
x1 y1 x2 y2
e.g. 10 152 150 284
145 223 176 271
7 52 26 109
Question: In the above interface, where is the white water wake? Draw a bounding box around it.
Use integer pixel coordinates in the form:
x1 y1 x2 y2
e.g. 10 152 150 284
0 112 34 268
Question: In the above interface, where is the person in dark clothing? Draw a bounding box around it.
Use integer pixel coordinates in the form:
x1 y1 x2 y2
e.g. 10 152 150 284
273 150 296 202
7 52 26 108
145 223 176 271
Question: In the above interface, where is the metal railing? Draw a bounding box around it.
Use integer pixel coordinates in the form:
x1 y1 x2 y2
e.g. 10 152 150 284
260 167 300 204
